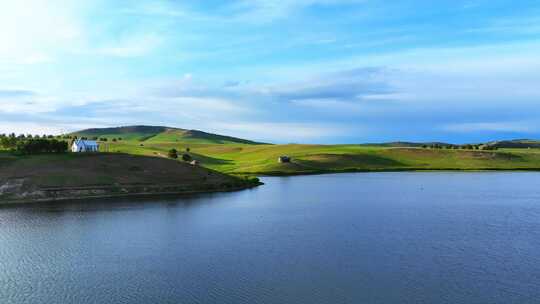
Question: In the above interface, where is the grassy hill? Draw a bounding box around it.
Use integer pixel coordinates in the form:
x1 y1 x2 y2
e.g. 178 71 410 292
67 125 540 176
486 139 540 149
0 152 260 204
71 125 264 144
98 141 540 175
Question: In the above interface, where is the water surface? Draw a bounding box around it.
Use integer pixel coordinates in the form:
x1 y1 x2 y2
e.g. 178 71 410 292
1 172 540 303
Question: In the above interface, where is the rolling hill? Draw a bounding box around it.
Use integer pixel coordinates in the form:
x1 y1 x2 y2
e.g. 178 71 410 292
485 139 540 149
67 125 540 176
70 125 265 145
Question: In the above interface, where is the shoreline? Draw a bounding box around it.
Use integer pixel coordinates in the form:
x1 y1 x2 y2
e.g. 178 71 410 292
231 167 540 177
0 183 262 206
3 167 540 205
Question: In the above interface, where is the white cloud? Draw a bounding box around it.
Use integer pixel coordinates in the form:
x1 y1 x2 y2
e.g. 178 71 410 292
1 0 540 143
0 94 58 113
226 0 366 22
147 96 250 117
0 121 67 135
208 121 351 143
0 0 83 64
93 34 163 58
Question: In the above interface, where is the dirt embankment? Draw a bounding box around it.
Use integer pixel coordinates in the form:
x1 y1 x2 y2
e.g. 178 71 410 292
0 153 261 204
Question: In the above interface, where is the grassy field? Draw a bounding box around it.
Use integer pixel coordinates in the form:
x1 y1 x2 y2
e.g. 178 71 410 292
97 140 540 175
66 125 540 175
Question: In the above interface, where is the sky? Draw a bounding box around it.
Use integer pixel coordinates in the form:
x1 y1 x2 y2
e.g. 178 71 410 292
1 0 539 144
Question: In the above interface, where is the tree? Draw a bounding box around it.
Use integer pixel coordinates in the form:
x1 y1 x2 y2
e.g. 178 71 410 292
1 136 17 150
186 147 191 152
14 139 68 154
182 153 192 162
168 149 178 159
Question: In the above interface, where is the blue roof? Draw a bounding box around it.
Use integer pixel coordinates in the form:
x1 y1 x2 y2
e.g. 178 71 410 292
74 139 99 146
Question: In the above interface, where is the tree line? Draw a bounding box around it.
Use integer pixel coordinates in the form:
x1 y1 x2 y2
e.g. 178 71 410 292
0 134 68 154
421 144 498 150
74 136 123 142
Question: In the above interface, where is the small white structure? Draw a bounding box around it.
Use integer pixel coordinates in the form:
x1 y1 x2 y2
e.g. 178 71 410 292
71 139 99 153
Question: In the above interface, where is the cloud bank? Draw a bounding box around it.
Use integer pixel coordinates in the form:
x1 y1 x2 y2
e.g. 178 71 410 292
1 0 540 143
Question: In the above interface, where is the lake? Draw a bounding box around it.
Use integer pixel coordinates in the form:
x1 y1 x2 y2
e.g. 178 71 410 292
1 172 540 303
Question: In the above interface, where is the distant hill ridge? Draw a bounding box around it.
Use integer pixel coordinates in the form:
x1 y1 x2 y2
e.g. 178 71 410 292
365 139 540 148
71 125 265 145
487 139 540 149
365 141 454 147
77 125 168 135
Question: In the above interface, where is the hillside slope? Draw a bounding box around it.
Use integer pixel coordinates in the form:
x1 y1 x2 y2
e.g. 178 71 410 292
0 153 260 203
96 140 540 175
71 125 264 145
190 145 540 174
487 139 540 149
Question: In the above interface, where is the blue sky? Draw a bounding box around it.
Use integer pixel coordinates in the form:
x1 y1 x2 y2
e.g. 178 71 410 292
1 0 539 143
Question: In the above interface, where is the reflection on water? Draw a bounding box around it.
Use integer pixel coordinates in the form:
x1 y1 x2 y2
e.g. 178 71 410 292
1 172 540 304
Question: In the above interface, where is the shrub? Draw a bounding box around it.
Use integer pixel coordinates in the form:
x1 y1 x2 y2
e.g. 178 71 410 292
168 149 178 159
0 136 17 149
182 153 192 162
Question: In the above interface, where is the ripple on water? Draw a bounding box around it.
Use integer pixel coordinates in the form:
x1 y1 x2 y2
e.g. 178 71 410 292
1 172 540 303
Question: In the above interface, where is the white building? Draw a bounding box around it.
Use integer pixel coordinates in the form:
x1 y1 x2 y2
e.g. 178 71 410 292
71 139 99 152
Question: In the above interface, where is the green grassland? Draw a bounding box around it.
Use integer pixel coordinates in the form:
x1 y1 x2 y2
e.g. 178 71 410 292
68 126 540 175
99 140 540 175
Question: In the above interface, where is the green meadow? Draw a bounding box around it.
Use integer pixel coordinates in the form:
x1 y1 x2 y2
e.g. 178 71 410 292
74 127 540 175
3 125 540 180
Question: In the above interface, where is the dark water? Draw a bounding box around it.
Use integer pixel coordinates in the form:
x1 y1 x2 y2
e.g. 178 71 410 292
1 172 540 304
